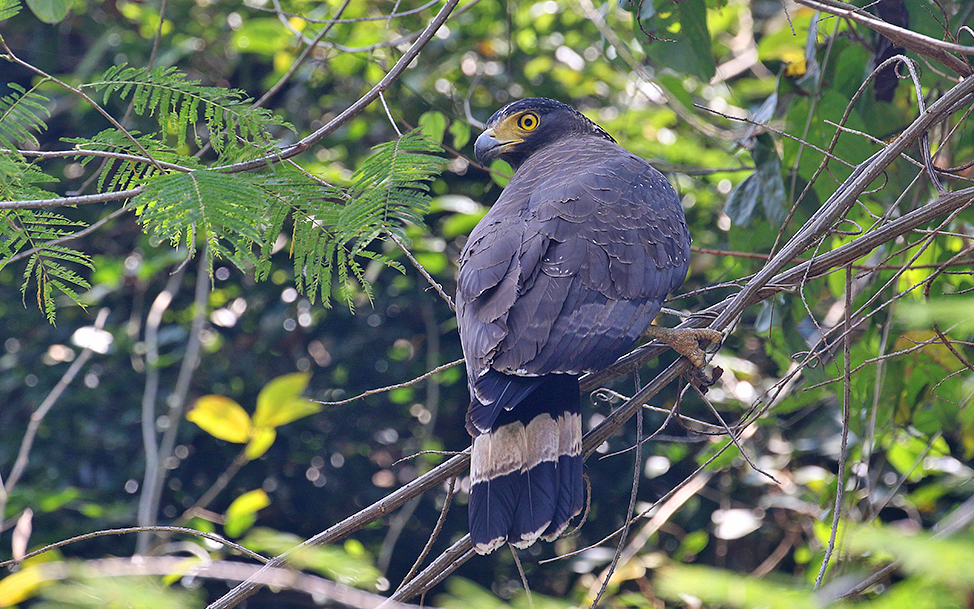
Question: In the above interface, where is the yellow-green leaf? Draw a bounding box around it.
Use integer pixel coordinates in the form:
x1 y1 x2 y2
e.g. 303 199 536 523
245 427 276 460
242 528 381 587
253 372 320 428
224 489 271 538
187 395 252 443
0 563 48 606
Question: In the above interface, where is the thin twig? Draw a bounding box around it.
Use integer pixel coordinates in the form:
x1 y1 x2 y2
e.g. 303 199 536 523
139 250 211 551
0 310 110 521
13 554 428 609
814 265 854 589
387 231 456 311
396 477 456 592
0 40 160 168
0 525 268 568
212 0 463 175
315 358 463 406
589 403 643 607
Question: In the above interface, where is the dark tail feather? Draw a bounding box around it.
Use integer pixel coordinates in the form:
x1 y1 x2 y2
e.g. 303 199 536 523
468 375 583 554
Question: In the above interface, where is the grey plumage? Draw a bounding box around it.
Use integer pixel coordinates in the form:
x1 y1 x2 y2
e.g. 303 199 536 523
457 98 691 554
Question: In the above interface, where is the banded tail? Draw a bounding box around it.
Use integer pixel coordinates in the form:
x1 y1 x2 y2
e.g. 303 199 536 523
467 374 584 554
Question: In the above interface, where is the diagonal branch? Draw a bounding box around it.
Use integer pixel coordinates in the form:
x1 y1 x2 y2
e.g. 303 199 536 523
796 0 974 76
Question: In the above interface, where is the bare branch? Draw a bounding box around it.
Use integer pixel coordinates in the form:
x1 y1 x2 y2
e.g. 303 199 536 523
796 0 974 76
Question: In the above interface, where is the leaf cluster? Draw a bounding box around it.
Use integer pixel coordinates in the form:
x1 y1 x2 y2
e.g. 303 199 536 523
258 130 443 307
2 58 444 315
89 64 290 160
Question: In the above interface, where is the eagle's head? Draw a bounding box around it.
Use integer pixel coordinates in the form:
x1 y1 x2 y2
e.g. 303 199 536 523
474 98 615 170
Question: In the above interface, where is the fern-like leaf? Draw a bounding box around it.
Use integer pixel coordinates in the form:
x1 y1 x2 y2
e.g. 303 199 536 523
268 130 442 308
88 65 291 159
0 0 22 20
0 156 60 202
2 210 94 322
345 129 443 239
63 129 202 192
135 170 270 271
0 83 50 154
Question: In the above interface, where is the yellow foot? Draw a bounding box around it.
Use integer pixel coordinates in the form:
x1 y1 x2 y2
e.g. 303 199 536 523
643 326 723 368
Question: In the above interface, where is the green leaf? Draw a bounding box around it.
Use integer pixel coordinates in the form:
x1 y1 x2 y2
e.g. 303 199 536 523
135 170 270 271
449 120 470 150
696 438 740 469
232 18 293 55
0 0 22 20
224 489 271 537
488 159 512 187
286 130 443 308
418 111 448 144
724 134 787 227
850 526 974 587
640 0 716 82
897 297 974 333
187 395 253 443
253 372 320 429
88 65 290 157
24 0 69 23
242 528 381 586
0 83 50 156
6 210 93 322
672 530 709 562
655 564 819 609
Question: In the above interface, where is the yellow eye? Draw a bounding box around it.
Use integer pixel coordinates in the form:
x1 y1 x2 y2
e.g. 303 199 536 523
517 112 540 131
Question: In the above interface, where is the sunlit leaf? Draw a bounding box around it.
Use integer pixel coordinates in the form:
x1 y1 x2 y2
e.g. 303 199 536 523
224 489 271 538
655 564 819 609
187 395 252 443
253 372 320 428
232 18 293 55
242 528 381 586
850 526 974 586
245 427 276 460
449 120 470 150
0 563 48 606
897 299 974 333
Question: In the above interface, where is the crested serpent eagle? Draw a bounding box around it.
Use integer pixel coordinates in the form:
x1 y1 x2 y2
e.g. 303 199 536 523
457 98 721 555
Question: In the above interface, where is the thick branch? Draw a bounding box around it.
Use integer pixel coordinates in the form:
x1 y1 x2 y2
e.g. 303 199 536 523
796 0 974 76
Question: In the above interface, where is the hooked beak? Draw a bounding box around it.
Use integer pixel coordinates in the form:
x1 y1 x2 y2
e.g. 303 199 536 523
474 128 501 165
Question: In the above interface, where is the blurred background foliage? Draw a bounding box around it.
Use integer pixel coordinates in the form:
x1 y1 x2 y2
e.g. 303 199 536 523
2 0 974 606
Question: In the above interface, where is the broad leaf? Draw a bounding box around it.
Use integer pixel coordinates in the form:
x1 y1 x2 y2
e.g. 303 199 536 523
252 372 320 429
724 134 787 227
187 395 252 443
24 0 68 23
245 427 277 461
224 489 271 538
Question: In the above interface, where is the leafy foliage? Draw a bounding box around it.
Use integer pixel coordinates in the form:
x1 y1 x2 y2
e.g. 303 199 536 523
188 371 320 460
0 209 92 322
0 0 21 21
0 82 49 155
2 0 974 607
135 169 269 269
63 129 201 192
88 65 290 159
0 156 58 201
259 129 444 307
